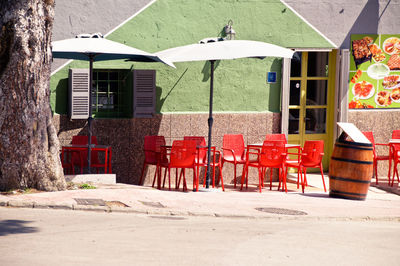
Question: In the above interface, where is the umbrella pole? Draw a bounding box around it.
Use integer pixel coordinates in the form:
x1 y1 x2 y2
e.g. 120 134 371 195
87 55 94 174
205 60 215 189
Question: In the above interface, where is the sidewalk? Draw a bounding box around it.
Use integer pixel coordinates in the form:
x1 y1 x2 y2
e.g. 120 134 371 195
1 173 399 220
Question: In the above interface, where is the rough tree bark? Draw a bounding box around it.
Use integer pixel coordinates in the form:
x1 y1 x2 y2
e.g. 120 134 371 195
0 0 66 191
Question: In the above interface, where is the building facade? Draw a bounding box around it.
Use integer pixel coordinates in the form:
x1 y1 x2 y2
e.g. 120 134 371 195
50 0 400 185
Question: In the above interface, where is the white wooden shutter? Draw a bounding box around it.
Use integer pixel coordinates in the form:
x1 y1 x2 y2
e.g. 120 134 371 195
68 68 89 119
133 69 156 118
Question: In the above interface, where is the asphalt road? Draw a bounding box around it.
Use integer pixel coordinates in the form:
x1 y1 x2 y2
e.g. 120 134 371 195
0 207 399 266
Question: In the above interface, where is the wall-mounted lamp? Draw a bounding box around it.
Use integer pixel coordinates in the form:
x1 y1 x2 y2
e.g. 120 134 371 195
224 20 236 40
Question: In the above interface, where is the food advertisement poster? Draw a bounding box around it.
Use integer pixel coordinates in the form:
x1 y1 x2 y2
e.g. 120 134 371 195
349 34 400 109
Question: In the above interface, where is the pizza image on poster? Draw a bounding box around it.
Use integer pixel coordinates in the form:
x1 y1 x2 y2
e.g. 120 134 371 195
349 34 400 109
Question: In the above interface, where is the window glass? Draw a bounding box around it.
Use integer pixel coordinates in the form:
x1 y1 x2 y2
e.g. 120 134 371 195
290 52 302 77
305 108 326 134
306 80 327 105
289 80 301 106
307 52 329 77
288 109 300 134
98 71 108 80
92 69 131 118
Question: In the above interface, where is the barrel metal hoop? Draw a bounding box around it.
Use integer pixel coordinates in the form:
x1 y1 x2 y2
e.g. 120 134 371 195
336 138 373 147
334 144 373 151
330 190 367 197
331 157 373 165
329 191 366 200
329 176 371 184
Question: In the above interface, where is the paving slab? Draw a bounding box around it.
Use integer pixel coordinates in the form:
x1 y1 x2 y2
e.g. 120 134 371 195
0 174 399 220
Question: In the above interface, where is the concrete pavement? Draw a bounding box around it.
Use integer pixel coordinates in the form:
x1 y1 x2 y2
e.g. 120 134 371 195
1 173 399 220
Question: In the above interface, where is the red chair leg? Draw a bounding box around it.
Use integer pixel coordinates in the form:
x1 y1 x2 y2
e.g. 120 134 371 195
301 167 306 193
320 163 327 192
282 167 288 193
151 165 158 188
303 168 308 186
392 161 399 187
182 169 187 191
258 168 262 193
233 164 237 188
139 163 147 185
219 165 225 191
193 167 198 192
240 164 247 190
388 157 392 185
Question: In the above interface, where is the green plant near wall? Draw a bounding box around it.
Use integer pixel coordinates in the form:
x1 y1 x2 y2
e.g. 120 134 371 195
79 183 97 189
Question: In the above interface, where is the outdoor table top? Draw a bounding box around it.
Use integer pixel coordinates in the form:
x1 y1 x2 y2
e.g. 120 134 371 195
62 144 111 149
160 145 215 149
248 143 300 148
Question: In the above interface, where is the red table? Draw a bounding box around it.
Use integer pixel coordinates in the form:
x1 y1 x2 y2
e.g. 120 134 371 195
61 145 112 174
389 139 400 186
241 143 301 189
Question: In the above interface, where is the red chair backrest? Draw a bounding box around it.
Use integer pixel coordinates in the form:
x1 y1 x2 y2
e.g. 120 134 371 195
265 134 287 144
170 140 197 168
71 136 99 165
301 140 324 167
391 130 400 153
259 140 286 167
184 136 207 162
362 131 375 145
362 131 377 157
392 130 400 139
222 134 245 160
143 136 166 164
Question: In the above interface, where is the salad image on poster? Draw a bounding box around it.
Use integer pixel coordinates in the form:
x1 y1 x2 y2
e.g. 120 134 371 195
349 34 400 109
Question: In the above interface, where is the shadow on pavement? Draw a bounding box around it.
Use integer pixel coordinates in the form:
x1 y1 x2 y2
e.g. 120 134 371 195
0 219 38 236
298 193 331 199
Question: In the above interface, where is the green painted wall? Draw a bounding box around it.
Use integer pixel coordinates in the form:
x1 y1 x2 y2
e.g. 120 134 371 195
51 0 334 114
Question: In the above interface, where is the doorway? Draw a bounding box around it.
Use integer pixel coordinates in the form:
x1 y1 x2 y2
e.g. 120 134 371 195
287 51 337 170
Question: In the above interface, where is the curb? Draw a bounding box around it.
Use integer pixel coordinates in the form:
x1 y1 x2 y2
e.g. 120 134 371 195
1 200 400 222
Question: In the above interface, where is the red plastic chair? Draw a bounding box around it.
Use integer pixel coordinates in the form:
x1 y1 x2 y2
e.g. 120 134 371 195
184 136 207 179
61 148 75 174
265 134 287 143
362 131 391 185
70 136 106 174
200 147 225 191
390 130 400 186
139 136 166 186
166 140 197 192
241 140 287 193
285 140 326 193
221 134 246 188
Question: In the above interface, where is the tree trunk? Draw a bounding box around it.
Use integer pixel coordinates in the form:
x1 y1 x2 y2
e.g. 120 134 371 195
0 0 66 191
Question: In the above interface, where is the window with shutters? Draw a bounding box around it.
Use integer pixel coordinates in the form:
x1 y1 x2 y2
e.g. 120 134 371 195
69 68 156 119
133 69 156 118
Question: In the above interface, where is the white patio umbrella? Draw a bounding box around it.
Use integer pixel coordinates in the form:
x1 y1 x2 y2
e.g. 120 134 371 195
52 36 175 174
156 40 294 189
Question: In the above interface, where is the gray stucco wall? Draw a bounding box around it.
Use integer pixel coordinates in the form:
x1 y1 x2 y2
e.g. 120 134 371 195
51 0 400 62
52 0 153 72
284 0 400 49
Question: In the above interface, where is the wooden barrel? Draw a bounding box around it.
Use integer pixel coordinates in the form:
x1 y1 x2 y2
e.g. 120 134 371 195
329 137 373 200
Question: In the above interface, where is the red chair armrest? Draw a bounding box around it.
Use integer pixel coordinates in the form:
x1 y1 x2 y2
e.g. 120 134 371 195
375 143 389 147
222 147 238 163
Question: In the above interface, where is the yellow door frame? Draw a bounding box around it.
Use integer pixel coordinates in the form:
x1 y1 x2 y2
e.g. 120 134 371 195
288 50 337 170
